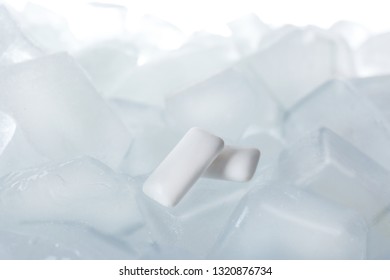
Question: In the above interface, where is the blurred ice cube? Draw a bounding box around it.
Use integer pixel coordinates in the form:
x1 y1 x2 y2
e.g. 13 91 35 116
75 40 138 94
240 126 285 168
285 80 390 170
227 13 270 56
109 33 240 107
0 5 42 65
0 110 16 156
0 157 143 235
138 179 251 258
126 15 187 62
0 53 131 169
18 3 78 53
357 32 390 76
329 21 370 49
278 128 390 222
0 222 137 259
0 126 49 177
350 75 390 122
248 27 354 108
211 186 367 259
367 210 390 259
165 65 280 141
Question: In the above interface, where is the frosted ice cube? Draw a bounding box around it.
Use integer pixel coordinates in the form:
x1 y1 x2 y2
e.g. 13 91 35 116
357 32 390 76
0 126 49 177
0 53 131 169
109 33 239 107
165 65 280 141
211 186 367 259
138 179 251 258
350 75 390 122
121 127 181 177
329 21 370 49
248 27 354 108
0 157 143 234
0 110 16 156
108 99 165 135
240 126 285 168
367 210 390 259
126 15 186 62
278 128 390 222
18 3 78 53
0 5 42 65
227 13 270 56
76 40 138 94
0 222 137 259
285 80 390 170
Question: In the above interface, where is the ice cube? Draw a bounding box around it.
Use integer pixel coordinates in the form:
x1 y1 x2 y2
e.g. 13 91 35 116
0 157 143 234
121 127 180 177
18 3 78 53
75 40 138 95
357 32 390 76
0 5 42 65
239 126 285 168
211 186 367 259
138 179 251 258
284 80 390 170
0 110 16 156
227 13 270 56
0 222 137 259
248 27 354 108
165 65 280 141
126 15 186 62
350 75 390 122
278 128 390 222
108 99 166 135
329 21 370 49
109 33 239 107
367 210 390 259
0 126 49 177
0 53 131 169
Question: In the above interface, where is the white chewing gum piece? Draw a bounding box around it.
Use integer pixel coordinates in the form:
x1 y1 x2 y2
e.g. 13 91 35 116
143 127 224 207
203 146 260 182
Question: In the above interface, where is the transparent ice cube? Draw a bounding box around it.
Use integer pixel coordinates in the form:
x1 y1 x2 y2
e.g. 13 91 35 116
284 79 390 170
278 128 390 222
137 179 251 258
367 209 390 259
75 40 138 95
0 222 137 260
357 32 390 76
211 186 367 259
329 21 370 49
165 65 280 141
227 13 270 56
350 75 390 122
0 110 16 156
248 27 354 108
0 5 42 65
0 157 143 235
0 53 131 169
109 33 240 107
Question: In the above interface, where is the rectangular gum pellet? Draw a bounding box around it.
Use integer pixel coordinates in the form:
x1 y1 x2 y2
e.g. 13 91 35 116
203 146 260 182
143 127 224 207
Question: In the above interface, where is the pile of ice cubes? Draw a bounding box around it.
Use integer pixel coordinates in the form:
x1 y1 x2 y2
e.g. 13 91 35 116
1 2 390 259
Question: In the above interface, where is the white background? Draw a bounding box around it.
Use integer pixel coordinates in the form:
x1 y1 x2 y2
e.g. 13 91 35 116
3 0 390 33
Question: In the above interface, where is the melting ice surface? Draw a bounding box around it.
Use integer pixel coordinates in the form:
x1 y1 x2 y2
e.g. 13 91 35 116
1 2 390 259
